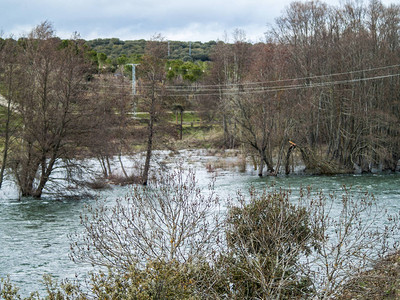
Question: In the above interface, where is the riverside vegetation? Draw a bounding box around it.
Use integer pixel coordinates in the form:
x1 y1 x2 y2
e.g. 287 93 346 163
1 168 400 299
1 0 400 298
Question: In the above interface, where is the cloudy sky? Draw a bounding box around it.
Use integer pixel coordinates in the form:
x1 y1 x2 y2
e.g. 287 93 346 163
0 0 397 42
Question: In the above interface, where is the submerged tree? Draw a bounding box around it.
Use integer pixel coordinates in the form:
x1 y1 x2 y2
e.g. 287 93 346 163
84 73 133 180
137 36 169 185
0 37 20 188
271 0 400 174
7 22 95 198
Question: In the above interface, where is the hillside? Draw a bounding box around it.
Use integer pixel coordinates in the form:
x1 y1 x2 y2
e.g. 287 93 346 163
85 38 216 61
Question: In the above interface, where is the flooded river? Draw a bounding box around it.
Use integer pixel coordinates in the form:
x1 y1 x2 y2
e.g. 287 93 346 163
1 150 399 296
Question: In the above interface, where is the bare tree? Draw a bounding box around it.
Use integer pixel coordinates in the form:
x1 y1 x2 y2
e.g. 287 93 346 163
84 74 133 180
9 22 94 198
214 185 400 299
301 186 400 298
271 0 400 174
0 37 20 188
206 31 251 149
70 167 222 270
137 36 170 185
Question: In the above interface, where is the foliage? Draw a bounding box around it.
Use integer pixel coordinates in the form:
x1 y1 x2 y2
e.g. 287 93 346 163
85 38 215 62
218 188 318 299
0 274 84 300
89 261 201 299
0 277 21 300
166 60 206 82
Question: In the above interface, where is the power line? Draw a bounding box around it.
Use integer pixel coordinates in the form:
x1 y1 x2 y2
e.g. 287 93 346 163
78 72 400 97
167 73 400 97
84 63 400 91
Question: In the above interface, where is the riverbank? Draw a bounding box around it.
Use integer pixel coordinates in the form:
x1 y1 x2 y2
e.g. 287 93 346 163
1 169 400 298
339 251 400 299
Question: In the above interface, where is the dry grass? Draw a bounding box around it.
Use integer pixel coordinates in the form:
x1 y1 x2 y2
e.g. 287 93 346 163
107 174 142 186
339 252 400 299
170 126 225 150
86 179 111 190
205 154 247 173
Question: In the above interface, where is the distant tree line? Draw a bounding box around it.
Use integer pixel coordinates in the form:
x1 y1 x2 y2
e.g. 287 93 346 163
85 38 215 63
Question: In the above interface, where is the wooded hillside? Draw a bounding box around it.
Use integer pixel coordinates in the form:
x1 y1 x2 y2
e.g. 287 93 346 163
85 38 216 61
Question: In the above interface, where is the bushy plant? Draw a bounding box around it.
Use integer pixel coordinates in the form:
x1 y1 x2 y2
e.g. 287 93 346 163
219 188 318 299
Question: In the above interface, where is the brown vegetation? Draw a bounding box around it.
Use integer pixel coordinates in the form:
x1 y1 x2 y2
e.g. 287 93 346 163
339 251 400 299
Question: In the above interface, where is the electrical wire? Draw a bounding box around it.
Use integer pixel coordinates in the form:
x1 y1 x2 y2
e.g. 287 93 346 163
84 63 400 91
80 71 400 97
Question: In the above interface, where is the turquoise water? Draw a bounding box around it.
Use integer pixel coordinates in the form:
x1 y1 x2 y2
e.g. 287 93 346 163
0 153 399 296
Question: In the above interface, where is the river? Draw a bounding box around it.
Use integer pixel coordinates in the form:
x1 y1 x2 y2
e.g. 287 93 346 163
1 149 399 296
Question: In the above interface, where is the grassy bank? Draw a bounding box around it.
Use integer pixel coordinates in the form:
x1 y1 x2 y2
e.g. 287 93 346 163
339 252 400 299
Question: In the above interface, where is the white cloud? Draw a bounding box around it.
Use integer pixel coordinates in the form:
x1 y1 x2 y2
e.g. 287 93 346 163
1 0 399 42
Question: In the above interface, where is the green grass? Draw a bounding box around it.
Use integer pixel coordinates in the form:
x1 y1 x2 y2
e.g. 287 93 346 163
170 111 201 124
135 111 204 127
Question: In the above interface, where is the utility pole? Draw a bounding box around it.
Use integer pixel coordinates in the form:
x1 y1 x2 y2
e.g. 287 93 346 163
129 63 140 95
128 63 139 118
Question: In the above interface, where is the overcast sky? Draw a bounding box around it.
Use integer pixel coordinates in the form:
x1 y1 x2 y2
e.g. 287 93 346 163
0 0 397 42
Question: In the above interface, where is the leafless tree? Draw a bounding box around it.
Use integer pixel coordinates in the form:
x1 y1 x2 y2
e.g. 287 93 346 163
136 36 169 185
83 74 133 180
271 0 400 174
8 22 95 198
70 167 222 270
301 186 400 298
215 185 400 299
0 37 20 188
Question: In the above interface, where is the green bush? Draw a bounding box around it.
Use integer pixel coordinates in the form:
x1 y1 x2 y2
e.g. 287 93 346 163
220 188 318 299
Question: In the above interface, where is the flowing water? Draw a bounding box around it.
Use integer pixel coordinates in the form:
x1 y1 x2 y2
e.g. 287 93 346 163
0 150 399 296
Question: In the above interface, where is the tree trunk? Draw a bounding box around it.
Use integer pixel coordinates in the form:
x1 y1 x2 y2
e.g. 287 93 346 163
264 152 275 174
258 152 264 177
98 156 108 178
285 144 296 175
0 65 15 189
106 156 112 177
118 152 128 178
180 110 183 140
142 99 155 186
31 140 61 198
0 96 12 189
